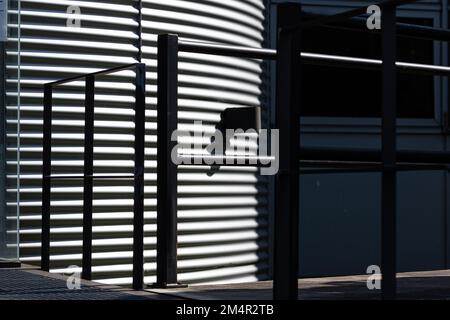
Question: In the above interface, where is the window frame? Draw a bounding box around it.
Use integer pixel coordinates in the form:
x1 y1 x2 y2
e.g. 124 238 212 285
269 0 446 135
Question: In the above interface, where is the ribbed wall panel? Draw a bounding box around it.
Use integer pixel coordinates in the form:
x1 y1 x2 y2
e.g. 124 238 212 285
5 0 269 285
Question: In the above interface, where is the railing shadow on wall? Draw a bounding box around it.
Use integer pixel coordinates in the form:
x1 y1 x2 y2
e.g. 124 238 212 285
41 63 146 290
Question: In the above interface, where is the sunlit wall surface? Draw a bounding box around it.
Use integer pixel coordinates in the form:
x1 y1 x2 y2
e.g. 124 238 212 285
6 0 268 285
1 0 20 261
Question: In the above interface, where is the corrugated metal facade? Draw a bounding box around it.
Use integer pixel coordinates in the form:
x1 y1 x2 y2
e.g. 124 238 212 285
5 0 269 285
0 0 7 41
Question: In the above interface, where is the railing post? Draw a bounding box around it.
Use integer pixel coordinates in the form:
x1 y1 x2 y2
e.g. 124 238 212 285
41 84 52 272
153 34 185 288
273 3 302 300
82 75 95 281
381 4 397 300
133 63 146 290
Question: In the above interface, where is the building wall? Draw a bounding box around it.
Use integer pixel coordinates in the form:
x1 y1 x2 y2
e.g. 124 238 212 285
4 0 449 283
5 0 270 285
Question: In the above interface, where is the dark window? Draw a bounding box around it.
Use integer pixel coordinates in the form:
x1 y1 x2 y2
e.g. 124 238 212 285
301 18 435 118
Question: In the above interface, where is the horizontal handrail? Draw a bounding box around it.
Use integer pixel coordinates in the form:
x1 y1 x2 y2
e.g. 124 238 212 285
299 161 449 174
176 154 275 167
302 52 450 76
179 40 450 76
47 63 140 86
299 146 450 165
178 40 275 59
44 174 135 180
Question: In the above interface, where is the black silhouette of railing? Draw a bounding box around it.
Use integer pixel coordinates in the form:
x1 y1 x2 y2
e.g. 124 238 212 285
41 63 146 290
153 0 450 300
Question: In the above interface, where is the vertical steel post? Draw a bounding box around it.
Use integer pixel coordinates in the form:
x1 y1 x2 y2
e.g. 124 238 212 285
41 84 52 272
381 4 397 300
273 3 302 300
133 63 146 290
82 75 95 280
154 34 183 288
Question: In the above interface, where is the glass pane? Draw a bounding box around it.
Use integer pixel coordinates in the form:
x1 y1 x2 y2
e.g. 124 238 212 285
301 17 435 118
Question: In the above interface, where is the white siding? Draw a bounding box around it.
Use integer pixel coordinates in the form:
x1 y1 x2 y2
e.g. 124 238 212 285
6 0 269 285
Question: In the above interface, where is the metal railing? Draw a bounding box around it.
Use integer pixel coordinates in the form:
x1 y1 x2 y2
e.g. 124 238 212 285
39 0 450 300
41 63 146 290
153 0 450 300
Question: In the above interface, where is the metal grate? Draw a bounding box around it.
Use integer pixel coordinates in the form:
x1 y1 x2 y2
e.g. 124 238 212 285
0 269 151 300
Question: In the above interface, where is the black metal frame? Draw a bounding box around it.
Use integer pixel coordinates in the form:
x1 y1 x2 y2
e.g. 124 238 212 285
273 3 301 300
41 63 146 290
153 34 182 288
152 35 274 289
